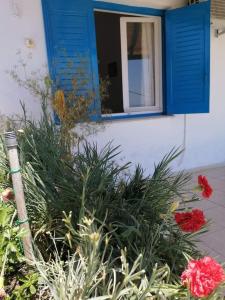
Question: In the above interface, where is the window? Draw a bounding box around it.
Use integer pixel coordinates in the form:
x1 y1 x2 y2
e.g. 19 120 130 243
94 11 162 115
121 17 162 113
42 0 210 120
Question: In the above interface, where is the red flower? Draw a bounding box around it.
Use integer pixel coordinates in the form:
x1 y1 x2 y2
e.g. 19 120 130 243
198 175 213 198
1 188 14 203
181 256 225 298
174 209 206 232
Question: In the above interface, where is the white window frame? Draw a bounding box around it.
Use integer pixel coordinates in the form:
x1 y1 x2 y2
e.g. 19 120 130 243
120 16 163 114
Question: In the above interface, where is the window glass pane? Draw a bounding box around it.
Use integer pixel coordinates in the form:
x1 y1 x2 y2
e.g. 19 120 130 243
95 11 124 114
127 22 155 108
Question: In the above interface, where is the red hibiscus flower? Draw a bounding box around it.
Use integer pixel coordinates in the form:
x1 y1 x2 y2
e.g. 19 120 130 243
174 209 206 232
198 175 213 198
181 256 225 298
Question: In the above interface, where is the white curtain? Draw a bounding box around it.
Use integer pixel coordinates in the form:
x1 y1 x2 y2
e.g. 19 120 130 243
128 22 155 108
141 23 155 107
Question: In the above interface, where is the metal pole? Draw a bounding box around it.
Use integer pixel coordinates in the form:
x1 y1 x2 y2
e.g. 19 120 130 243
4 131 33 262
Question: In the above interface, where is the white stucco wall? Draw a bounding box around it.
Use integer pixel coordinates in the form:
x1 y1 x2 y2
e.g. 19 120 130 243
1 0 225 173
0 0 47 119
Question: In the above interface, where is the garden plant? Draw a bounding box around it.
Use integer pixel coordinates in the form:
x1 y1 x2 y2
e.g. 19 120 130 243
0 60 224 299
0 104 224 298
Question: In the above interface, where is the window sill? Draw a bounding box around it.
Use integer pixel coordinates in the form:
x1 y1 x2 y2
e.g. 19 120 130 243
101 112 173 121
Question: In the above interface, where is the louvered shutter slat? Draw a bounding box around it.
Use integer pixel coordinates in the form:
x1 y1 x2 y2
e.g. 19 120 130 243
165 1 210 114
41 0 100 119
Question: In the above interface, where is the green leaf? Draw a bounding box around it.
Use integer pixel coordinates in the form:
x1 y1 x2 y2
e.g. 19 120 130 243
29 285 36 295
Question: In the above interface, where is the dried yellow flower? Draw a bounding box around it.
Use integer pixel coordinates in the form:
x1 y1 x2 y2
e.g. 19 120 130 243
53 89 66 120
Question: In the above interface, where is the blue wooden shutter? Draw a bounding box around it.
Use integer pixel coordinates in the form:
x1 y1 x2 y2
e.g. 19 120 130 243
165 1 210 114
41 0 100 116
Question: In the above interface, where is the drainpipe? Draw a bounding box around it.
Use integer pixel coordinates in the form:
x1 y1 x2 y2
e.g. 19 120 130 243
4 131 33 262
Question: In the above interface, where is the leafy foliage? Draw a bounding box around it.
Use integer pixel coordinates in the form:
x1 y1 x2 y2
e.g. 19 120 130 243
0 52 221 299
0 106 203 276
0 202 25 279
9 272 39 300
35 216 187 300
35 216 225 300
0 105 223 298
0 102 205 278
0 201 39 299
0 141 10 192
64 145 202 275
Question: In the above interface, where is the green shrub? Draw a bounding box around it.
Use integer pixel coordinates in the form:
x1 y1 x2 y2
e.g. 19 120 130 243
35 215 225 300
9 272 39 300
0 202 25 289
35 215 187 300
0 201 40 299
0 55 221 299
0 105 203 277
70 145 201 275
1 104 224 298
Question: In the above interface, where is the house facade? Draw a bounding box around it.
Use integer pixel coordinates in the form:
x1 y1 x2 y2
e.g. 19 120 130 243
1 0 225 172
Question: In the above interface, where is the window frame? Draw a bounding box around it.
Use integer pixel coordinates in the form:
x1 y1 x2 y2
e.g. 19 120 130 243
120 16 163 114
42 1 210 122
93 8 165 116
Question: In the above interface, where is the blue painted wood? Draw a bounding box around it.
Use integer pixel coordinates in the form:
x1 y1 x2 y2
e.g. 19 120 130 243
93 1 164 16
102 112 164 121
165 1 210 114
161 13 167 115
41 0 100 117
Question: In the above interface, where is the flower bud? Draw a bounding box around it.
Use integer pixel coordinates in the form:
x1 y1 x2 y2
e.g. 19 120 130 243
89 232 100 246
170 201 180 213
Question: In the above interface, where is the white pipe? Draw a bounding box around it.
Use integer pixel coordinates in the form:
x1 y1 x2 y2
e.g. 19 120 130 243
4 131 33 262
